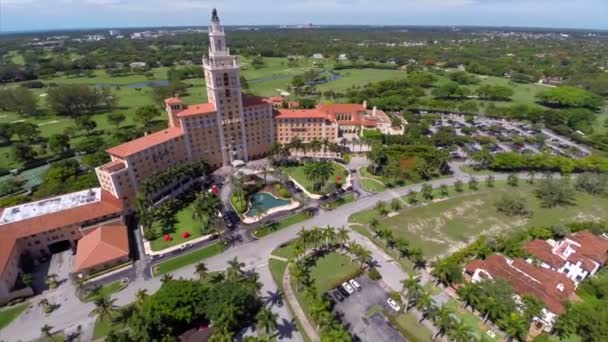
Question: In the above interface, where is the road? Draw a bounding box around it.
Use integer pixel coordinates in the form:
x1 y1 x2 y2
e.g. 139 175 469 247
1 171 516 342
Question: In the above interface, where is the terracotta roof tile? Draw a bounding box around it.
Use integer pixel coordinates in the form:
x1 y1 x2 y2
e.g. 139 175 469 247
275 109 332 120
465 254 576 314
74 221 129 272
524 240 566 269
106 127 184 158
176 103 216 118
164 97 182 105
0 190 123 275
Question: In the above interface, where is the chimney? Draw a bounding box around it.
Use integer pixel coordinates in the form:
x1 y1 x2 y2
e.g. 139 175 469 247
363 100 367 109
372 106 377 117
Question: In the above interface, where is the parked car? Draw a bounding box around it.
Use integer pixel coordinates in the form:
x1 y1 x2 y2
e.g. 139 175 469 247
337 286 350 297
387 298 401 312
341 282 355 295
349 279 361 291
331 290 345 302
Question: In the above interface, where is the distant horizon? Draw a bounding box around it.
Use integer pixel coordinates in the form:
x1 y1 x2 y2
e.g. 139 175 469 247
3 23 608 36
1 0 607 33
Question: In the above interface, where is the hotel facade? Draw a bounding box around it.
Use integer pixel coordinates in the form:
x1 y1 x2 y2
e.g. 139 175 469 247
96 9 396 206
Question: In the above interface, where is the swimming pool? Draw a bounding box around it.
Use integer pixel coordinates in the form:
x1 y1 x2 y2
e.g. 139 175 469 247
244 192 290 218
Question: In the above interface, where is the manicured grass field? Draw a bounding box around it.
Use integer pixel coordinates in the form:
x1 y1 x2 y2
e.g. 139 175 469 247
316 69 407 93
391 311 434 342
360 178 387 193
82 279 126 302
0 303 29 331
252 211 311 238
272 241 300 260
444 299 499 341
283 163 349 195
153 242 225 276
350 183 608 259
307 252 361 294
149 200 207 251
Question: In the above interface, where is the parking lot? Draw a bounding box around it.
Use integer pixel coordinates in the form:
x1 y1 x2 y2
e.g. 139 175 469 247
330 276 406 342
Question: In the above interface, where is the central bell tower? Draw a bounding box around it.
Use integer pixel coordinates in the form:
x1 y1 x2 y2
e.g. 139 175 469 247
203 8 248 166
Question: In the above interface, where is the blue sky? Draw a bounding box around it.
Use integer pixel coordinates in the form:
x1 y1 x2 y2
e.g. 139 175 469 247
1 0 607 32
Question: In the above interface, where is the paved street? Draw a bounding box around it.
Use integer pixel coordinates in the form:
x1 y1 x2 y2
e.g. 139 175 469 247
1 171 519 342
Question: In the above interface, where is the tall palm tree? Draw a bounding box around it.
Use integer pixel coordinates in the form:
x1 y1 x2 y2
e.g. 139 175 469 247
336 227 350 251
309 138 322 156
292 241 306 262
457 283 480 310
160 274 173 284
416 291 435 322
135 289 148 306
369 217 380 232
289 136 303 157
192 191 221 232
40 324 53 339
89 295 118 323
449 320 474 342
321 138 331 155
226 257 245 279
433 305 455 339
195 262 208 280
256 307 279 335
401 271 422 311
323 226 336 249
499 312 528 342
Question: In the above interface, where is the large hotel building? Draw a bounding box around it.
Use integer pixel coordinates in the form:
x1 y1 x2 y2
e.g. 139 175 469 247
0 9 396 304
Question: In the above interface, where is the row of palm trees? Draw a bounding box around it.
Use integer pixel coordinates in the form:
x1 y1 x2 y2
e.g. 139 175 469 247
401 271 479 341
368 216 426 268
303 161 336 193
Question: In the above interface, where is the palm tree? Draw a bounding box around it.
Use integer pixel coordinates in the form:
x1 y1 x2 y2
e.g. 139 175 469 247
89 295 118 323
309 138 322 156
499 312 528 342
40 324 53 339
350 243 372 268
160 274 173 284
449 320 474 342
135 289 148 306
292 241 306 262
401 271 422 311
195 262 208 280
369 217 380 232
321 138 331 155
323 226 336 249
135 195 154 231
260 166 270 185
256 307 279 335
336 227 350 251
209 272 226 284
416 291 435 322
289 136 303 157
433 305 455 339
226 256 245 279
304 161 334 192
457 283 480 309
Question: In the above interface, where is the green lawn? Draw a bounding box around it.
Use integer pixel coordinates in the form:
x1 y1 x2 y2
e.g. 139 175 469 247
316 69 407 93
149 199 209 251
350 183 608 259
307 252 361 294
82 279 126 302
253 212 312 238
321 193 357 209
0 303 29 331
268 258 312 342
283 163 349 195
391 311 434 342
360 178 387 193
272 241 300 260
444 299 499 341
153 242 225 276
93 316 120 340
35 332 65 342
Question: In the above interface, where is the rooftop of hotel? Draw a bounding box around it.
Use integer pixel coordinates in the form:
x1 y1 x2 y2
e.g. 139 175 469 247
106 127 184 158
0 188 101 225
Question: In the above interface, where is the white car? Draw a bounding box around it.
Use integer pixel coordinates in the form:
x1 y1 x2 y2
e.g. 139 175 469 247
349 279 361 291
387 298 401 312
341 282 355 295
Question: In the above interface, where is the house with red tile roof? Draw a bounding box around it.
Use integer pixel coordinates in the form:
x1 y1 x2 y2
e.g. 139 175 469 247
464 254 578 332
523 231 608 285
0 188 125 305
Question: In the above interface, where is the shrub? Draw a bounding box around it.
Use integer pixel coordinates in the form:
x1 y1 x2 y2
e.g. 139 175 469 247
495 194 532 217
368 267 382 280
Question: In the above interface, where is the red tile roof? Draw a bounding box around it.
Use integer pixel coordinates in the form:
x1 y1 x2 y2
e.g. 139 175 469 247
268 96 284 103
0 190 124 276
106 127 184 158
164 97 182 105
176 103 216 118
524 240 566 269
567 231 608 266
275 109 331 120
242 95 270 107
74 221 129 272
465 254 576 314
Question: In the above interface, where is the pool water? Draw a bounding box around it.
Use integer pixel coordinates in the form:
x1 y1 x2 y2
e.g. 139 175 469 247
244 192 290 218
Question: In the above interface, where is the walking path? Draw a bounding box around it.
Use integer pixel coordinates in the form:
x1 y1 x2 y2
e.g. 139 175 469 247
282 265 320 342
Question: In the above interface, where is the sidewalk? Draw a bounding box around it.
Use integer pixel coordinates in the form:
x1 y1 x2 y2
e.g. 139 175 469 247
282 264 320 342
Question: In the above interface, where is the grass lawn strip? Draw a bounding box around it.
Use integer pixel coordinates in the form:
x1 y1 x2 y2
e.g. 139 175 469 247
149 200 205 251
252 212 312 238
320 193 357 210
153 242 225 276
0 303 29 331
390 311 434 342
360 178 387 193
268 259 312 342
82 279 127 302
283 164 348 195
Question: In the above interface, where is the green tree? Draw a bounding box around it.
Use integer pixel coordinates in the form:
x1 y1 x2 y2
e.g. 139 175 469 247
256 307 278 335
454 180 464 192
134 105 161 130
507 174 519 187
12 143 37 164
106 112 126 128
48 133 71 154
89 295 118 323
195 262 208 280
535 175 576 208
